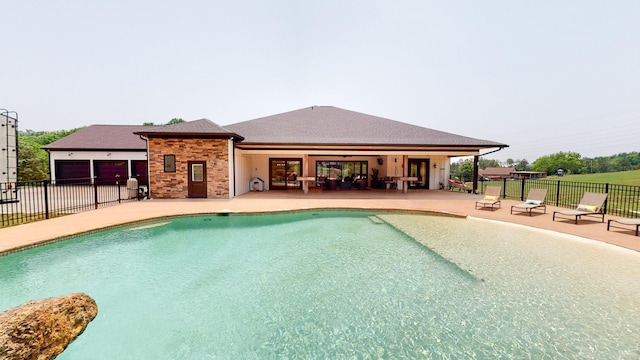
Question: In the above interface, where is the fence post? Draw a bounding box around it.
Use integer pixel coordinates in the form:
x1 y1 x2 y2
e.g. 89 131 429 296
502 178 507 198
116 174 121 204
520 178 526 201
604 183 609 214
94 180 99 209
556 180 561 206
44 180 50 220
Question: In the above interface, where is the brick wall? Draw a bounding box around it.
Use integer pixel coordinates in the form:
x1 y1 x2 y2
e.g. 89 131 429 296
148 137 230 199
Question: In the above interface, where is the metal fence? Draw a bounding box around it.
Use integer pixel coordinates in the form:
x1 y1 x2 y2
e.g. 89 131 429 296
1 177 144 227
480 179 640 218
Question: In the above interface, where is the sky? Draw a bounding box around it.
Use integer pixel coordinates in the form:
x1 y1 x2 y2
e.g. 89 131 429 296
2 1 639 162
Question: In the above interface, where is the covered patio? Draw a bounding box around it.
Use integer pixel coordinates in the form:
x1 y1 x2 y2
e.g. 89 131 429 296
228 106 508 196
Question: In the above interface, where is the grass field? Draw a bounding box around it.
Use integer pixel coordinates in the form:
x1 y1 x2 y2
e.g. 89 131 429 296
545 169 640 186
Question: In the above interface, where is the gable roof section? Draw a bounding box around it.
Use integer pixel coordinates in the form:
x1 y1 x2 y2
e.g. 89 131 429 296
42 125 153 151
225 106 507 149
134 119 243 140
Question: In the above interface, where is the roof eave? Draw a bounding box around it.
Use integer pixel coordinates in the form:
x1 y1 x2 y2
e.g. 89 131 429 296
235 143 508 151
134 131 244 141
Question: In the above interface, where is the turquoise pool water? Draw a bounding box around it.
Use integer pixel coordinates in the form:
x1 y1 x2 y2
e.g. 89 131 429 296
1 211 639 359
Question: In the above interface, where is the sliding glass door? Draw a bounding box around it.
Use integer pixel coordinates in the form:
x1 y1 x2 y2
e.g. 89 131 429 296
269 159 301 190
408 159 429 189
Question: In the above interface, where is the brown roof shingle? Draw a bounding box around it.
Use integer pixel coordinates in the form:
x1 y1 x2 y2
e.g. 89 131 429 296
42 125 155 151
43 107 508 151
225 106 507 148
134 119 242 139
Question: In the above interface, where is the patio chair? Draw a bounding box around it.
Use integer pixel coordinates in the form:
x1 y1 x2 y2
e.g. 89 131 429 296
510 188 547 216
475 186 501 211
448 179 471 193
607 218 640 236
552 192 608 224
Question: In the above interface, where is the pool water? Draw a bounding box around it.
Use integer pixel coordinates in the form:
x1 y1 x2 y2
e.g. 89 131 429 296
1 211 639 359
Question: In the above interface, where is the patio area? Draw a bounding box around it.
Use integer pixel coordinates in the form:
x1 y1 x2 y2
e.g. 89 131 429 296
1 189 639 254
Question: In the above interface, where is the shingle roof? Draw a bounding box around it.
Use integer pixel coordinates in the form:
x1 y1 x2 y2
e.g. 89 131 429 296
42 125 154 150
225 106 507 148
134 119 242 139
43 107 508 151
479 167 516 176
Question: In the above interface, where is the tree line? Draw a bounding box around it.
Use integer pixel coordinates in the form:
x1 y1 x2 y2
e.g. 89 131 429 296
17 128 85 181
449 151 640 182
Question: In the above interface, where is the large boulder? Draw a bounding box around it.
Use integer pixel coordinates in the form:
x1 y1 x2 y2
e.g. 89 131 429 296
0 293 97 360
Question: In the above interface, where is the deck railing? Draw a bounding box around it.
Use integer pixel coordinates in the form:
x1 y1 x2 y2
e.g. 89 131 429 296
480 179 640 219
1 177 145 227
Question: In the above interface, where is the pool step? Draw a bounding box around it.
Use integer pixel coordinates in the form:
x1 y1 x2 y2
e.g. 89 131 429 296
123 221 171 231
368 215 385 224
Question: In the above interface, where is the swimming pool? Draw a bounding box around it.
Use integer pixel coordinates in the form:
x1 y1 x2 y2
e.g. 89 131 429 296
1 210 639 359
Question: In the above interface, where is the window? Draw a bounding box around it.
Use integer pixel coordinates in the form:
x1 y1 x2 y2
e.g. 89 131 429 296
316 161 368 181
164 155 176 172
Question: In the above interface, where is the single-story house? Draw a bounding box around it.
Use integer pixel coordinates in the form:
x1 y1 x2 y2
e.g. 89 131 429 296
44 106 508 198
511 171 547 179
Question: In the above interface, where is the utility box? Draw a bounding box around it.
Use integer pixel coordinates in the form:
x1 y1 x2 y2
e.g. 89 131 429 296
126 177 139 199
250 177 264 191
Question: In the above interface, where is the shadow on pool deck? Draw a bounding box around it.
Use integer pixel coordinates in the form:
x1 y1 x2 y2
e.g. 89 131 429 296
1 190 639 254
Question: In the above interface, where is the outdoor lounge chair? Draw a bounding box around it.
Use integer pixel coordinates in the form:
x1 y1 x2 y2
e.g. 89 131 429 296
607 218 640 236
552 192 608 224
448 179 471 193
475 186 501 210
511 188 547 216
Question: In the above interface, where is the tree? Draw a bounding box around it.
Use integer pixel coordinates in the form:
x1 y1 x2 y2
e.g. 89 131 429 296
478 158 501 169
166 118 185 125
17 128 84 181
18 138 49 181
515 159 529 171
531 151 583 174
143 118 186 126
459 161 474 181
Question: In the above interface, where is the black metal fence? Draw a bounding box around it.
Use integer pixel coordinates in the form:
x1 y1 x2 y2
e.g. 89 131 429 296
1 177 145 227
480 179 640 218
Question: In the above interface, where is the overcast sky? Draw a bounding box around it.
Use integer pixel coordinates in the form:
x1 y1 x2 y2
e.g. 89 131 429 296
2 1 639 162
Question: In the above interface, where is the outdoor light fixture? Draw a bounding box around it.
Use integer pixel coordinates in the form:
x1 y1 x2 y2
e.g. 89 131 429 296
434 163 437 168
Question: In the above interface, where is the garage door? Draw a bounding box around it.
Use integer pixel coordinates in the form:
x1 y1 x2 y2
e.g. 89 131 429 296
55 160 90 184
131 160 148 186
94 160 128 185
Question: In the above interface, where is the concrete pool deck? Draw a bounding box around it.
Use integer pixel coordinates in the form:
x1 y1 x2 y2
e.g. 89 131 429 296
1 190 639 254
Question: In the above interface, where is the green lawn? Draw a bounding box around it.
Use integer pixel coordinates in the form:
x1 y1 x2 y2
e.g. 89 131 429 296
545 169 640 186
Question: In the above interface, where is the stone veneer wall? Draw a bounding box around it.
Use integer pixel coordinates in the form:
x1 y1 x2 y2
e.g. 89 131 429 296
148 137 230 199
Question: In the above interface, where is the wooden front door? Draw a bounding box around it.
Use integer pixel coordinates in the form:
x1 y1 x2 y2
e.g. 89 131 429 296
188 161 207 198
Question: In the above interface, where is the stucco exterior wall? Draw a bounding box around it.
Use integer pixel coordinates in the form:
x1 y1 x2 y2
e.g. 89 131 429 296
148 137 230 199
